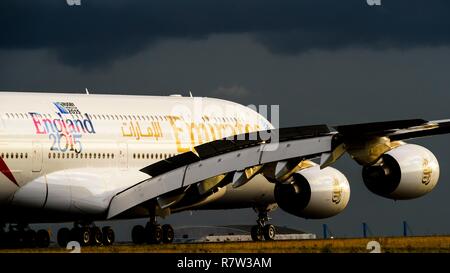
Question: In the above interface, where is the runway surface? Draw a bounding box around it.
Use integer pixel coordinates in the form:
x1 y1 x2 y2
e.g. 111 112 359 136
1 236 450 253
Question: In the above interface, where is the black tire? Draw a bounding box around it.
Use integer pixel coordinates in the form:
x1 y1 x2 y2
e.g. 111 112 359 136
251 225 264 241
263 224 276 241
24 229 36 248
0 230 4 248
8 230 23 248
102 226 115 246
79 227 91 246
57 228 71 248
162 224 174 244
131 225 145 245
145 224 162 244
70 227 80 242
90 227 103 246
36 229 50 248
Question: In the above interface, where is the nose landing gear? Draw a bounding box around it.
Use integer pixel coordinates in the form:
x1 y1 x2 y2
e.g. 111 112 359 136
251 209 277 241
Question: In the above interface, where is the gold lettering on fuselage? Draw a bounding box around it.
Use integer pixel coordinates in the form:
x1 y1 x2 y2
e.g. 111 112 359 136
120 115 261 153
332 177 342 204
167 115 260 153
121 121 163 140
422 159 432 185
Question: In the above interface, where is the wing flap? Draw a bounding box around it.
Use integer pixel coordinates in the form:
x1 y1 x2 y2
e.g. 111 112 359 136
140 151 199 177
333 119 450 140
107 133 333 219
108 166 188 219
388 119 450 141
333 119 427 137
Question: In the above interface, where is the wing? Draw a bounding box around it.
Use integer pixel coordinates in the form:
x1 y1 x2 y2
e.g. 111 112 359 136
107 119 450 219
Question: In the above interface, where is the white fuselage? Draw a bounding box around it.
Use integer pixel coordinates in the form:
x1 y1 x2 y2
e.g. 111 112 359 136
0 92 276 223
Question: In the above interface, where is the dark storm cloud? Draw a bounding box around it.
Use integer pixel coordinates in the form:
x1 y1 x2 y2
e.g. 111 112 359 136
1 0 450 67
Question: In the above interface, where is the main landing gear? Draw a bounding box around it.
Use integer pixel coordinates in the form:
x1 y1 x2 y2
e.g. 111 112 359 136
131 214 174 245
251 209 277 241
0 223 50 249
57 222 115 247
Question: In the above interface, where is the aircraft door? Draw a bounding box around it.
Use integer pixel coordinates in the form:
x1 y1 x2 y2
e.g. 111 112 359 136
32 141 43 172
118 142 128 170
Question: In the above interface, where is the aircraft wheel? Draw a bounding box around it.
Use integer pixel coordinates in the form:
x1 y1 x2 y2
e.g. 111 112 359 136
79 227 91 246
162 224 174 243
102 226 115 246
251 225 264 241
91 227 103 246
263 224 276 241
8 230 23 248
24 229 37 248
0 229 5 248
145 224 162 244
131 225 145 245
57 228 71 247
36 229 50 248
70 227 80 242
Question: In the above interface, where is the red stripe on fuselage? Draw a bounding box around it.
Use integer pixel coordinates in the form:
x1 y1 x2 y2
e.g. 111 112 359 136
0 157 18 187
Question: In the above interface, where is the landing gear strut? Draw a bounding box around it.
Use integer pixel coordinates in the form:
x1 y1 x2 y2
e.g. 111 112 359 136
251 209 276 241
131 208 174 245
57 222 115 247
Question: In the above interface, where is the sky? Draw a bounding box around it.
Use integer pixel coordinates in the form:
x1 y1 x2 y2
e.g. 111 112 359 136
2 0 450 240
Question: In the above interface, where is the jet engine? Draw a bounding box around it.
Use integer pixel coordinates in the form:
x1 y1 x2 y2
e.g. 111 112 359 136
274 165 350 219
362 144 439 200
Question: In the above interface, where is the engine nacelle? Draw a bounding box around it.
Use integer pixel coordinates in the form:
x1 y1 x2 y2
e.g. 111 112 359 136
362 144 439 200
274 166 350 219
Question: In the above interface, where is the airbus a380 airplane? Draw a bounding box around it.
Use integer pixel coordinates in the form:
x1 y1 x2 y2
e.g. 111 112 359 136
0 92 448 248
